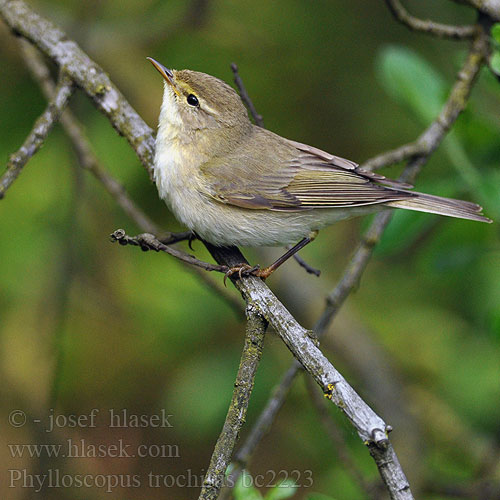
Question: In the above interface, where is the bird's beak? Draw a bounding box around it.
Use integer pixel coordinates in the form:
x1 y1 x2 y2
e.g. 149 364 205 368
147 57 180 96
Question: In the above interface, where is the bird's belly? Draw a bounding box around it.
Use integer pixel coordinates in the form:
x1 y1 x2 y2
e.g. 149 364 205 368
180 202 380 247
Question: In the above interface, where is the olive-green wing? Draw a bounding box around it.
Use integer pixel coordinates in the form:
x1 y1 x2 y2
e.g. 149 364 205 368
201 127 414 211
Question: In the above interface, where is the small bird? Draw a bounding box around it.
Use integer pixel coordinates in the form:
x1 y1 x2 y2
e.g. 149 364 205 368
148 58 491 278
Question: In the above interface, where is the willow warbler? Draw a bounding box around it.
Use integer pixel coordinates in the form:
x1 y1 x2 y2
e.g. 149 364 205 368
148 58 490 278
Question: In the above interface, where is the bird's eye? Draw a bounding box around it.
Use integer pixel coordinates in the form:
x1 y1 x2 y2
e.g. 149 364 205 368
187 94 199 106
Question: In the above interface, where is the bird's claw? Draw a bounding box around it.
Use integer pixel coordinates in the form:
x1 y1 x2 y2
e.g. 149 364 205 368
188 232 197 251
223 264 261 286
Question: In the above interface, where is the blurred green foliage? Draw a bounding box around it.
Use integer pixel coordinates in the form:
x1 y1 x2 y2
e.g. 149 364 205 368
233 469 297 500
1 1 499 499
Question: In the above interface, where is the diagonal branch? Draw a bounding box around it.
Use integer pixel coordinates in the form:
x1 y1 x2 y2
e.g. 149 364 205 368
0 72 74 198
205 245 391 447
385 0 478 39
206 244 414 499
199 305 267 500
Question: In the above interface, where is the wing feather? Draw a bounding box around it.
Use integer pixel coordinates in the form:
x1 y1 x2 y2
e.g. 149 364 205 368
201 127 414 211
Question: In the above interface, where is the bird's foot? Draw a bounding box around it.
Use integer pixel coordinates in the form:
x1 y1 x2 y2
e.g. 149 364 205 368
223 263 274 286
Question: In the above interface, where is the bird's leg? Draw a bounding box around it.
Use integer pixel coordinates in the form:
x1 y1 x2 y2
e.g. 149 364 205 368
257 233 317 278
224 231 318 283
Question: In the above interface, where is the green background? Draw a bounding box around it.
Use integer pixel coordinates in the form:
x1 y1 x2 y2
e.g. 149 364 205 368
1 1 499 499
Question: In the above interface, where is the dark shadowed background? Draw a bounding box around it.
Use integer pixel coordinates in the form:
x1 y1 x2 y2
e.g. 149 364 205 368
1 1 499 499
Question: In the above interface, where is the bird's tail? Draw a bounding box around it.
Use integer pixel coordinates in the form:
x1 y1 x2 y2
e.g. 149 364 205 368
387 192 492 223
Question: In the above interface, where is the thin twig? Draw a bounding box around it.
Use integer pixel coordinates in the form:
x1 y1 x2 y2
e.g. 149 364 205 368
290 249 321 276
0 72 74 198
110 230 229 273
385 0 477 39
231 63 264 127
198 305 267 500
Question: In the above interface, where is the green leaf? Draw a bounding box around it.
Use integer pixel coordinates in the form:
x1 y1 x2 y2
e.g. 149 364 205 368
490 50 500 75
491 23 500 44
376 45 446 123
265 480 298 500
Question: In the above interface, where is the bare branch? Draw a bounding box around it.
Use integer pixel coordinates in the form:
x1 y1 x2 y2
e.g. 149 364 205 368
199 306 267 500
362 28 488 171
385 0 477 39
0 72 74 198
206 246 389 445
206 244 413 498
110 230 230 273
